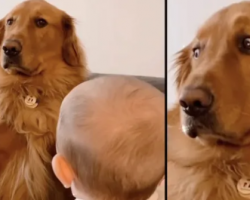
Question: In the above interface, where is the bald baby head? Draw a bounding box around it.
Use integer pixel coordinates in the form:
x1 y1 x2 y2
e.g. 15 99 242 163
55 76 165 200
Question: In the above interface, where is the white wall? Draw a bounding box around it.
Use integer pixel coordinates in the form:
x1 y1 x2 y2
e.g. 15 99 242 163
168 0 242 107
0 0 164 77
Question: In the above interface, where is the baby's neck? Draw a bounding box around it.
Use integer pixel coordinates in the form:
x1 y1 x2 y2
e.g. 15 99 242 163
74 181 165 200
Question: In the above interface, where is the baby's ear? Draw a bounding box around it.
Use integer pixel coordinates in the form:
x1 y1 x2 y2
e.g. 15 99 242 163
52 154 74 188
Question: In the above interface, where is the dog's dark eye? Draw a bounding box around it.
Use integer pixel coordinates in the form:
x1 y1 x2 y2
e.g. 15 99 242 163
35 18 48 28
7 18 14 26
242 37 250 50
238 36 250 54
193 48 200 58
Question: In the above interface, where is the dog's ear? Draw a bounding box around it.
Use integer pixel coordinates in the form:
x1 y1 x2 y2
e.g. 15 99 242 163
61 13 86 67
0 18 5 44
174 46 192 89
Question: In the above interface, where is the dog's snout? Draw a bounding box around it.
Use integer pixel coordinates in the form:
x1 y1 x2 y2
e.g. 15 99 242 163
3 40 22 57
179 88 213 117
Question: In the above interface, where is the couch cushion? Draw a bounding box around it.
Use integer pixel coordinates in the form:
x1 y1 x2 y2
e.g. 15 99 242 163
87 73 165 93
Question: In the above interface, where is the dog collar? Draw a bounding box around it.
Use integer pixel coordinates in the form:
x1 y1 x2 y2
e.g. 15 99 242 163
24 95 38 109
237 178 250 199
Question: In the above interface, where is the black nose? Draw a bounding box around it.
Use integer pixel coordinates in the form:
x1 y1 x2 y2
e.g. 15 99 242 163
2 40 22 57
179 88 213 117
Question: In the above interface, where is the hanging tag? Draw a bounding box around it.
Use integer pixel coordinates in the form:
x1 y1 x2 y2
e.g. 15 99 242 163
237 178 250 199
24 95 38 109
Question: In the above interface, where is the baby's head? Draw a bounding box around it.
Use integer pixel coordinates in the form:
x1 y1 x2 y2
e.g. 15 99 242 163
52 76 165 200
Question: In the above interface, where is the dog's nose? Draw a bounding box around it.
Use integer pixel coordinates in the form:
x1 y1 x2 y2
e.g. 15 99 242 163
2 40 22 57
179 88 213 117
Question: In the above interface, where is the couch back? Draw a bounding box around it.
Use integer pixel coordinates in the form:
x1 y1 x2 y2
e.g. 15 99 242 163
88 73 165 93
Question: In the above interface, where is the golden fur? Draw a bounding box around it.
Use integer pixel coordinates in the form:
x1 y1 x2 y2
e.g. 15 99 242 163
168 2 250 200
0 0 86 199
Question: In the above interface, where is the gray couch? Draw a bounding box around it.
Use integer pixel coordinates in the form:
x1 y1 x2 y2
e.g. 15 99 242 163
88 73 165 93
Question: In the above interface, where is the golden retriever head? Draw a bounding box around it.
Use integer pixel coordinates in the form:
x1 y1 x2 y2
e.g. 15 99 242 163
175 2 250 147
0 0 84 76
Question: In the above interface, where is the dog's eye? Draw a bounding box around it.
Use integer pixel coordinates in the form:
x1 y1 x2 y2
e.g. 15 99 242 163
242 37 250 50
35 18 48 28
193 48 200 58
6 18 14 26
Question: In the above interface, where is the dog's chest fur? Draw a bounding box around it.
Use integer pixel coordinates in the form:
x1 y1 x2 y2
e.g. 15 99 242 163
0 71 81 135
0 70 84 200
168 158 250 200
0 82 62 135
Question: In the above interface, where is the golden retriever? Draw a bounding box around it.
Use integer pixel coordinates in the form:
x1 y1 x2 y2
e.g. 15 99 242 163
168 2 250 200
0 0 86 199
